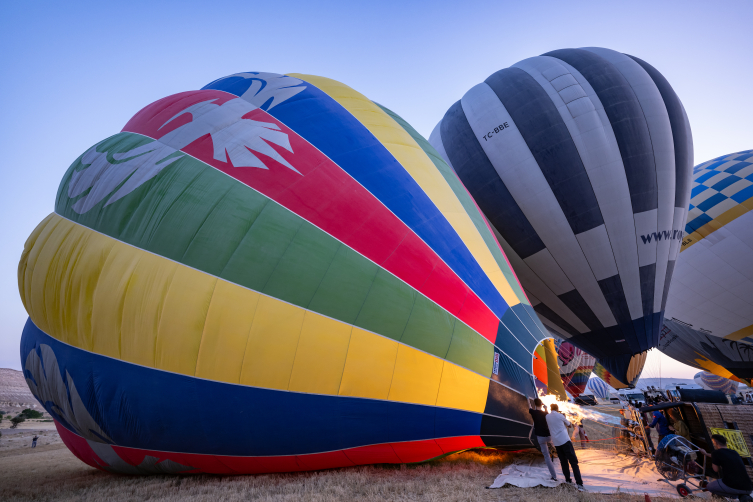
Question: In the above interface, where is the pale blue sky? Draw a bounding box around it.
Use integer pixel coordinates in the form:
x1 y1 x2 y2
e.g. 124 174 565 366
1 0 751 376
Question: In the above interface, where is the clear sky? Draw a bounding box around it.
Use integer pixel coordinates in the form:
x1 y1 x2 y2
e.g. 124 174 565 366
1 0 751 376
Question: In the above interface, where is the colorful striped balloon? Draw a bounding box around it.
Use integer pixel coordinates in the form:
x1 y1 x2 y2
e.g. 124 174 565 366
557 341 595 397
18 72 549 475
694 371 739 395
587 376 612 399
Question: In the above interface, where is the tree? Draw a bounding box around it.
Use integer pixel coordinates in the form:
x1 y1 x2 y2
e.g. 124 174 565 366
10 415 25 429
21 408 43 419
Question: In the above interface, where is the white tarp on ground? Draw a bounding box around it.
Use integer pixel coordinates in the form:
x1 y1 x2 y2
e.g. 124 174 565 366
488 450 710 498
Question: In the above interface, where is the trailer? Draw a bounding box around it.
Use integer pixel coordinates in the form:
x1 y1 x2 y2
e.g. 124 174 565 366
637 399 753 489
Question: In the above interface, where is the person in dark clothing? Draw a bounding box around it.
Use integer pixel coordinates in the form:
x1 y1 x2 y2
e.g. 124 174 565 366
618 409 632 449
31 435 38 448
699 434 753 499
647 411 672 444
529 398 558 481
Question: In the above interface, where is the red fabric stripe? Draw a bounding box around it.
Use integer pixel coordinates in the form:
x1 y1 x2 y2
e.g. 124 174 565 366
391 439 444 463
55 421 108 472
55 420 484 475
434 435 486 454
122 90 498 341
343 443 402 465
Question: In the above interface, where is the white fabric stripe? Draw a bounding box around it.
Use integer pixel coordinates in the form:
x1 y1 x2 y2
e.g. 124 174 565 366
583 48 673 313
491 224 590 333
524 249 574 295
575 225 619 280
514 57 643 320
665 212 753 338
669 104 694 264
429 121 453 168
460 81 616 327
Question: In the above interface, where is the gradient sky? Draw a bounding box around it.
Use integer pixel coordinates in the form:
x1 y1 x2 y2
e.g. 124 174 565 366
1 0 751 377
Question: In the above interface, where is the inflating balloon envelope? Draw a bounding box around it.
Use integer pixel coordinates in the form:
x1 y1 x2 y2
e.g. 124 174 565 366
659 150 753 385
431 47 693 388
18 72 554 474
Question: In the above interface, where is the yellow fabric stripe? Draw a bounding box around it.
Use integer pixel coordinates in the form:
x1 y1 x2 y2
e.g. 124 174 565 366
19 214 488 413
681 195 753 251
725 323 753 342
543 339 567 400
290 73 520 308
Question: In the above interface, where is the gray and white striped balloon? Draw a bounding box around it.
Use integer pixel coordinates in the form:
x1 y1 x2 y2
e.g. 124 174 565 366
430 47 693 387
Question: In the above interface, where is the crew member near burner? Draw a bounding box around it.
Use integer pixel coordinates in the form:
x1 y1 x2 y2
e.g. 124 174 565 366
698 434 753 499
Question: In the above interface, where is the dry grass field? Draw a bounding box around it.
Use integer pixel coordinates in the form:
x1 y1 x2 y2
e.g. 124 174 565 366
0 400 673 501
0 442 682 502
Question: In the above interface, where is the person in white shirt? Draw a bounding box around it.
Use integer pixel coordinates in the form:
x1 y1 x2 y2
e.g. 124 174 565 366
545 403 584 489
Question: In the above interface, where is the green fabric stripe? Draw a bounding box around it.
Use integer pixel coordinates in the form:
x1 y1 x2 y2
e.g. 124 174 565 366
375 103 528 305
55 132 492 377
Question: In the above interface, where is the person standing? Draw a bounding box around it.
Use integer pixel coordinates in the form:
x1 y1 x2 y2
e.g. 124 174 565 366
528 398 558 482
573 420 588 448
31 435 38 448
698 434 753 500
546 403 585 490
647 411 671 444
668 410 690 441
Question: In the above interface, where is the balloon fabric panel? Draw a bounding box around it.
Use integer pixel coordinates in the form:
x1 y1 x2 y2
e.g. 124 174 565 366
19 71 549 473
431 47 694 386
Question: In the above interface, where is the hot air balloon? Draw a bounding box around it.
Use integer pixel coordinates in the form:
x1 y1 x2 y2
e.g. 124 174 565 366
532 339 567 399
18 72 550 475
430 47 693 388
694 372 739 395
587 377 612 399
659 150 753 385
557 341 596 397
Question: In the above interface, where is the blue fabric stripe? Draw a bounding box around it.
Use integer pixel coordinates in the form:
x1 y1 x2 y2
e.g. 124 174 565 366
711 175 741 192
698 161 728 173
202 76 509 320
734 153 753 161
685 213 713 234
695 171 720 184
732 185 753 203
21 319 490 457
696 192 728 212
726 162 751 174
690 185 709 198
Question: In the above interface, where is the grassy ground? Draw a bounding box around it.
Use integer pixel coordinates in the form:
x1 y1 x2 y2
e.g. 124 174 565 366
0 444 682 502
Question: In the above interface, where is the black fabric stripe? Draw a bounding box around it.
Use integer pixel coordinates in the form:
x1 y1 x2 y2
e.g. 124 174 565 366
484 68 604 234
544 49 658 214
661 260 677 310
558 289 603 332
483 380 533 425
639 263 656 351
597 275 641 353
639 264 656 317
440 101 545 259
568 325 631 360
625 55 693 211
532 304 580 338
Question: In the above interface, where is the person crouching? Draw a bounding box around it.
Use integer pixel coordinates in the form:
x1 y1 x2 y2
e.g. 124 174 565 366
546 403 585 491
